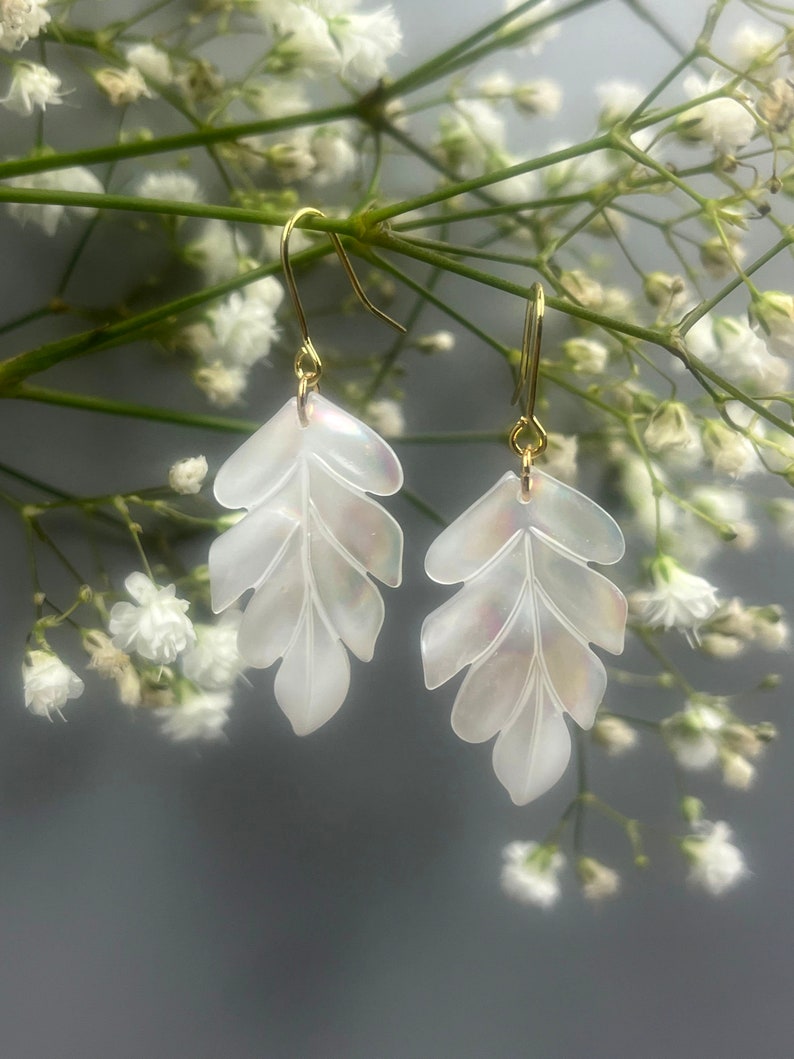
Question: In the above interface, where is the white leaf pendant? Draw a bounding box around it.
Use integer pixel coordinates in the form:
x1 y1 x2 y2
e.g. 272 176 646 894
421 469 627 805
209 393 404 735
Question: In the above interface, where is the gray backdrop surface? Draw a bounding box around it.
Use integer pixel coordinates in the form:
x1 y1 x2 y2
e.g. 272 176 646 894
0 1 792 1057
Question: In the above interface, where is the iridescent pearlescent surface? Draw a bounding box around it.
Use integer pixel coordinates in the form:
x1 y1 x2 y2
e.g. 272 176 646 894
421 469 627 806
210 394 404 736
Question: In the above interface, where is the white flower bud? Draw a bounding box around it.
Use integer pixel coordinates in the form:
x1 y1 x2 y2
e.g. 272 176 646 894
22 650 84 718
750 290 794 358
169 455 208 495
577 857 621 902
562 337 609 373
500 841 565 909
643 271 690 312
592 715 638 756
156 689 232 742
683 821 748 896
513 78 563 117
2 61 64 116
643 401 696 453
95 65 152 106
699 235 746 279
702 420 755 477
364 399 405 439
416 330 456 353
663 704 725 770
721 753 756 790
194 362 248 407
125 43 173 85
758 78 794 132
700 633 744 659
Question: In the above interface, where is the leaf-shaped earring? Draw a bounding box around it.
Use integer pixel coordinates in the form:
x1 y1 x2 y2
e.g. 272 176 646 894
209 208 406 735
421 284 627 805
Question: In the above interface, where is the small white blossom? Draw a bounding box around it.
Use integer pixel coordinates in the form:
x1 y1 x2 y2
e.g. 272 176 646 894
329 2 403 84
2 61 64 115
109 572 196 664
730 23 780 75
500 841 565 909
596 80 645 124
539 433 577 484
721 752 756 790
125 43 173 85
169 455 208 495
261 2 342 76
562 337 609 373
182 611 245 690
644 401 697 453
5 166 104 235
643 271 690 314
364 398 404 438
501 0 559 55
0 0 50 52
417 330 455 353
83 630 141 706
700 234 746 280
477 71 514 99
266 132 317 183
702 420 756 478
436 99 506 176
136 170 202 203
156 688 232 743
310 124 359 186
679 74 756 154
577 857 621 902
687 313 788 393
185 220 250 286
592 715 638 756
194 362 248 407
23 650 84 718
513 78 562 117
632 556 719 639
662 704 725 770
750 291 794 359
683 821 748 896
757 78 794 133
206 279 282 369
244 78 308 118
95 65 152 106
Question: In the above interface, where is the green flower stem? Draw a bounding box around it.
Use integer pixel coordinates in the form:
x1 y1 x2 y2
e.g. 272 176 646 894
0 104 358 181
11 384 260 433
611 134 710 209
391 194 593 231
0 303 58 337
0 243 332 391
0 185 352 229
372 231 679 349
634 626 697 697
366 136 614 224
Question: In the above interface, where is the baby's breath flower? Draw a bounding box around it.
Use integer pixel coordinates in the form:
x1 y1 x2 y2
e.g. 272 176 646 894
417 330 455 353
266 133 317 183
23 650 84 718
168 455 208 496
182 611 245 690
699 234 746 279
592 715 638 756
185 220 250 285
679 74 756 154
687 313 788 392
109 572 196 664
702 420 757 478
5 166 103 235
721 752 756 790
595 80 645 125
730 22 780 75
539 433 577 484
513 78 562 117
643 271 690 313
125 43 173 85
2 61 64 115
136 170 202 203
0 0 50 53
206 278 283 369
577 857 621 902
95 65 152 106
310 124 358 186
501 0 560 55
682 821 748 896
750 291 794 358
643 401 696 453
757 78 794 133
244 78 308 118
156 688 232 742
662 703 725 770
562 337 609 373
501 841 565 909
83 630 141 706
364 398 405 438
631 556 720 639
194 362 248 407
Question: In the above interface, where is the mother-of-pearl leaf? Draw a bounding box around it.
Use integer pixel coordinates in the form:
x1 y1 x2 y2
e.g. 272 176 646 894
421 470 627 805
210 394 404 735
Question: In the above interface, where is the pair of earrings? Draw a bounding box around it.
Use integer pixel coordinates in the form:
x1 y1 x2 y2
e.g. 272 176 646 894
208 209 627 805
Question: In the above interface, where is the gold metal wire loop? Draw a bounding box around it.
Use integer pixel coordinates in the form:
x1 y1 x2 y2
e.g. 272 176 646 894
510 283 547 501
281 207 407 425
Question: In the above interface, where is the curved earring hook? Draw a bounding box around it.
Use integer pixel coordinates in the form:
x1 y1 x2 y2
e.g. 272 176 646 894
281 207 406 424
509 282 547 500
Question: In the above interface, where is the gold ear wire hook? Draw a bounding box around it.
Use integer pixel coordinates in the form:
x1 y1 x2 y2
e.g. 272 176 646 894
281 207 406 426
509 282 547 502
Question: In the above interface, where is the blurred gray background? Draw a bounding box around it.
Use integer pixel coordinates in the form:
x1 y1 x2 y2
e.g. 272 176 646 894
1 1 793 1057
